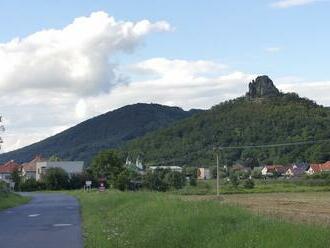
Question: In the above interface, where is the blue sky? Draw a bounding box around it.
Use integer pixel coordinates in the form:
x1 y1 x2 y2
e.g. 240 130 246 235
1 0 329 80
0 0 330 151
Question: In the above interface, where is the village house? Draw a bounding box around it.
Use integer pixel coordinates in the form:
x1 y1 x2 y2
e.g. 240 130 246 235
36 161 84 181
285 163 309 177
306 162 330 175
261 165 287 177
0 160 21 183
21 155 45 180
197 168 211 180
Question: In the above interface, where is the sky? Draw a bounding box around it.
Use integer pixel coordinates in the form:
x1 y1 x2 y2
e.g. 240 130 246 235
0 0 330 152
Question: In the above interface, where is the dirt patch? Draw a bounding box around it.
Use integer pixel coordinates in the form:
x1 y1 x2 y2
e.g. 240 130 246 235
223 192 330 226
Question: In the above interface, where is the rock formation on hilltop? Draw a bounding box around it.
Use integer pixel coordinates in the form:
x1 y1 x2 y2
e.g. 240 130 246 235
246 75 281 98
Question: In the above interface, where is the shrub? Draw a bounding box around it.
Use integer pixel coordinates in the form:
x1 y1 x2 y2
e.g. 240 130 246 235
243 178 255 189
229 173 240 188
144 169 170 192
20 178 46 191
165 171 186 189
189 177 197 186
43 167 69 190
68 173 87 189
114 169 130 191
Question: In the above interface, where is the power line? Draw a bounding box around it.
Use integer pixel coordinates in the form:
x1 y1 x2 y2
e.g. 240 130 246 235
216 138 330 150
142 138 330 166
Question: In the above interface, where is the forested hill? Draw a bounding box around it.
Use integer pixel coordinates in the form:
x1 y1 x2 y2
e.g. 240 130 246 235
0 103 200 163
123 76 330 167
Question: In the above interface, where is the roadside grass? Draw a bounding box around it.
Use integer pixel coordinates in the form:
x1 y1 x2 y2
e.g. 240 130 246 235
175 179 330 195
0 192 30 210
72 190 330 248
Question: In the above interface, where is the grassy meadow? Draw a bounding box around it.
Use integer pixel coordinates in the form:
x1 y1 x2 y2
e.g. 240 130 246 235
0 192 30 210
175 179 330 195
72 190 330 248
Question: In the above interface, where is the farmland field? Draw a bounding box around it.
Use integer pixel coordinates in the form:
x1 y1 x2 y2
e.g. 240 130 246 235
72 190 330 248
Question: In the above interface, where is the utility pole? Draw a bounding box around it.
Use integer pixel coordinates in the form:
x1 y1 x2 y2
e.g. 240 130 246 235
215 146 222 197
216 151 219 196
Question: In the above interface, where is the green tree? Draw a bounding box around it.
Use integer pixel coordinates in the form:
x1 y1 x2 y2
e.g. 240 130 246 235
11 168 21 191
48 155 62 161
90 149 124 185
43 167 69 190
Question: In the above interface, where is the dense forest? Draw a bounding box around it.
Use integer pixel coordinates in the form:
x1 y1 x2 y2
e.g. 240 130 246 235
0 104 199 163
123 88 330 167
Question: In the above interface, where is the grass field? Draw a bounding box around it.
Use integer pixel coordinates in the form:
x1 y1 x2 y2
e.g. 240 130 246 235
0 192 30 211
175 179 330 195
72 190 330 248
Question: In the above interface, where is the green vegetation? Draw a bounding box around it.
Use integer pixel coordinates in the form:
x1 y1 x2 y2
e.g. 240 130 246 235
0 103 197 163
175 179 330 195
0 192 30 210
124 94 330 166
72 190 330 248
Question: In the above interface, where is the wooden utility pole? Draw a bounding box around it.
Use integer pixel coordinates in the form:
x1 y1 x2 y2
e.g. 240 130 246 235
216 151 219 196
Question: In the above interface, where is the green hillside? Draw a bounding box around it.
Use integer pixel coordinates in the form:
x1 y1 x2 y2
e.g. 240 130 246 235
0 103 199 163
123 76 330 167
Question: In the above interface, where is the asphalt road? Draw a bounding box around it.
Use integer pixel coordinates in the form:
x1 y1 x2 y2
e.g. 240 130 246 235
0 193 83 248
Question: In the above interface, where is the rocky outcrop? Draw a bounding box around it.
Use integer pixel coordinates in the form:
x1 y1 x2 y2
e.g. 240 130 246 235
246 75 280 98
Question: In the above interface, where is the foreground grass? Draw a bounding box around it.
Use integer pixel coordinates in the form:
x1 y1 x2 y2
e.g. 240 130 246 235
72 190 330 248
0 192 30 210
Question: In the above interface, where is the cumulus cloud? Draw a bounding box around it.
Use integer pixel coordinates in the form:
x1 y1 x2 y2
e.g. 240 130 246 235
276 77 330 106
271 0 319 8
80 58 255 113
0 11 170 96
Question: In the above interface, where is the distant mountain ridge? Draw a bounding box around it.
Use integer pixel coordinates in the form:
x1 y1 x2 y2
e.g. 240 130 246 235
0 103 201 163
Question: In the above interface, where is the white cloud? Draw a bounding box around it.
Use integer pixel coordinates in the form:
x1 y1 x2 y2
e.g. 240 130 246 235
81 58 255 113
276 77 330 106
271 0 318 8
0 11 170 96
265 47 281 53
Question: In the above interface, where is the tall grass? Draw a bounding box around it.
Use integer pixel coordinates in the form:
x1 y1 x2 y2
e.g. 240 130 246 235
73 191 330 248
175 179 330 195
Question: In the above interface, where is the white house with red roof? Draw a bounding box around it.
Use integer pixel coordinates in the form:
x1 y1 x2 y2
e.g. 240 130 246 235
21 155 45 180
0 160 21 183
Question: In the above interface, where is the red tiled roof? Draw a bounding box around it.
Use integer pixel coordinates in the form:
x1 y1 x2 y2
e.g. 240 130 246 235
309 164 322 173
22 155 45 172
0 160 21 173
265 165 287 173
320 161 330 171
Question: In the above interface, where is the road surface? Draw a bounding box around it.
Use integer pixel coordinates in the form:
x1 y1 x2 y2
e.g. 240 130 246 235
0 193 83 248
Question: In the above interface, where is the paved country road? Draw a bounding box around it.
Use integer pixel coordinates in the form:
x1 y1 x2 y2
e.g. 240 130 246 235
0 193 83 248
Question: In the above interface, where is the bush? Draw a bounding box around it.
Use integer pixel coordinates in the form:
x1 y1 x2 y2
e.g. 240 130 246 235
144 169 170 192
229 173 240 188
165 171 186 189
252 169 262 179
43 167 69 190
69 173 87 189
20 178 46 191
114 169 130 191
189 177 197 186
243 178 255 189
